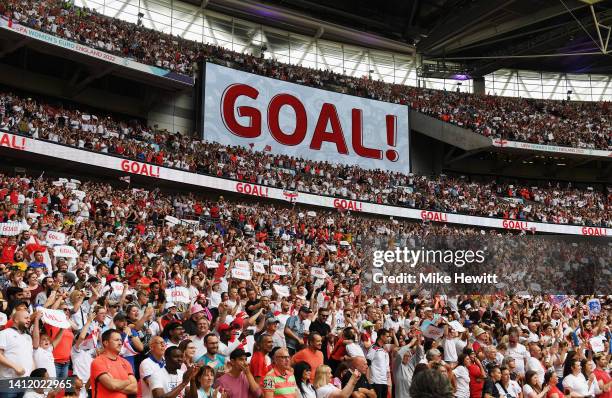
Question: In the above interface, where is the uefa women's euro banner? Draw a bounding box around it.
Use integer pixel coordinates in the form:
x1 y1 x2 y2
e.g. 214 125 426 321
202 63 410 172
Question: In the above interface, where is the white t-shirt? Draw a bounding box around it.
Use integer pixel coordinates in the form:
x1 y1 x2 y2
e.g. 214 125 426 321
525 356 545 384
0 328 34 379
453 366 470 398
496 380 521 397
150 367 186 397
190 334 208 359
70 346 94 393
23 391 45 398
443 338 459 363
346 342 365 358
316 384 339 398
366 346 389 385
140 357 166 398
562 373 598 396
34 346 56 377
506 343 529 376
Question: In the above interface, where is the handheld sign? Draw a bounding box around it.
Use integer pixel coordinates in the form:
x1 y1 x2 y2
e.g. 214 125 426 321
310 267 327 279
46 231 66 246
234 260 250 271
39 308 71 329
165 287 191 304
273 284 290 297
588 299 601 316
0 223 20 236
253 262 266 274
231 268 252 281
271 265 287 276
204 261 219 269
53 245 79 258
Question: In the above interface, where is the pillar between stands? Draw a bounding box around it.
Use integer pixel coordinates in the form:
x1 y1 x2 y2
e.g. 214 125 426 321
473 76 485 95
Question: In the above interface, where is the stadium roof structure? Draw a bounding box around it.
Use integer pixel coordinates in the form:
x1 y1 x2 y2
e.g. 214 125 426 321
200 0 612 76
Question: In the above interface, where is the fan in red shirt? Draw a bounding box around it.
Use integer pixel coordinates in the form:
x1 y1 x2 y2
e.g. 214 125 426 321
250 334 273 385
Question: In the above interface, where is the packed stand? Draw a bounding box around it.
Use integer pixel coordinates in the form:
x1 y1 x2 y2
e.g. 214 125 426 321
0 172 610 398
1 91 610 228
1 0 611 150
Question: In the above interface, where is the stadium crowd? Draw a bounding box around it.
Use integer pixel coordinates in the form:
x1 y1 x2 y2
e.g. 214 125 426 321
1 91 610 228
1 0 611 150
0 172 610 398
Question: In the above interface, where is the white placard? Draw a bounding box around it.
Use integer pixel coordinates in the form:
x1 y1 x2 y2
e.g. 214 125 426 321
253 262 266 274
231 268 252 280
110 281 125 295
234 260 250 270
165 287 191 304
46 230 66 246
590 336 605 353
53 245 79 258
39 308 71 329
271 264 287 276
0 223 20 236
273 284 290 297
310 267 327 279
204 260 219 269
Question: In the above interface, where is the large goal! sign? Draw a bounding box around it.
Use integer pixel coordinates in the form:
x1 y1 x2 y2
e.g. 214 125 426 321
202 63 410 172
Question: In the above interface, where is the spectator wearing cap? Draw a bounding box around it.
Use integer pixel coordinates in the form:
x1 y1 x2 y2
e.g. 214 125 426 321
291 332 323 384
285 305 311 356
196 333 226 373
160 301 182 329
182 303 206 336
259 316 284 351
250 333 274 385
218 318 244 358
360 320 375 350
215 348 261 398
112 312 143 373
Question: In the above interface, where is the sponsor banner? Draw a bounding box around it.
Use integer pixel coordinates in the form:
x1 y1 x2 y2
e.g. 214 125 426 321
46 230 66 246
492 138 611 158
165 287 191 304
39 308 71 329
0 17 193 86
202 63 410 172
2 132 611 237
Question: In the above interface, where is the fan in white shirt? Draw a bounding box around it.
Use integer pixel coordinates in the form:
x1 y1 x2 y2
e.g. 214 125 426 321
150 346 199 398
